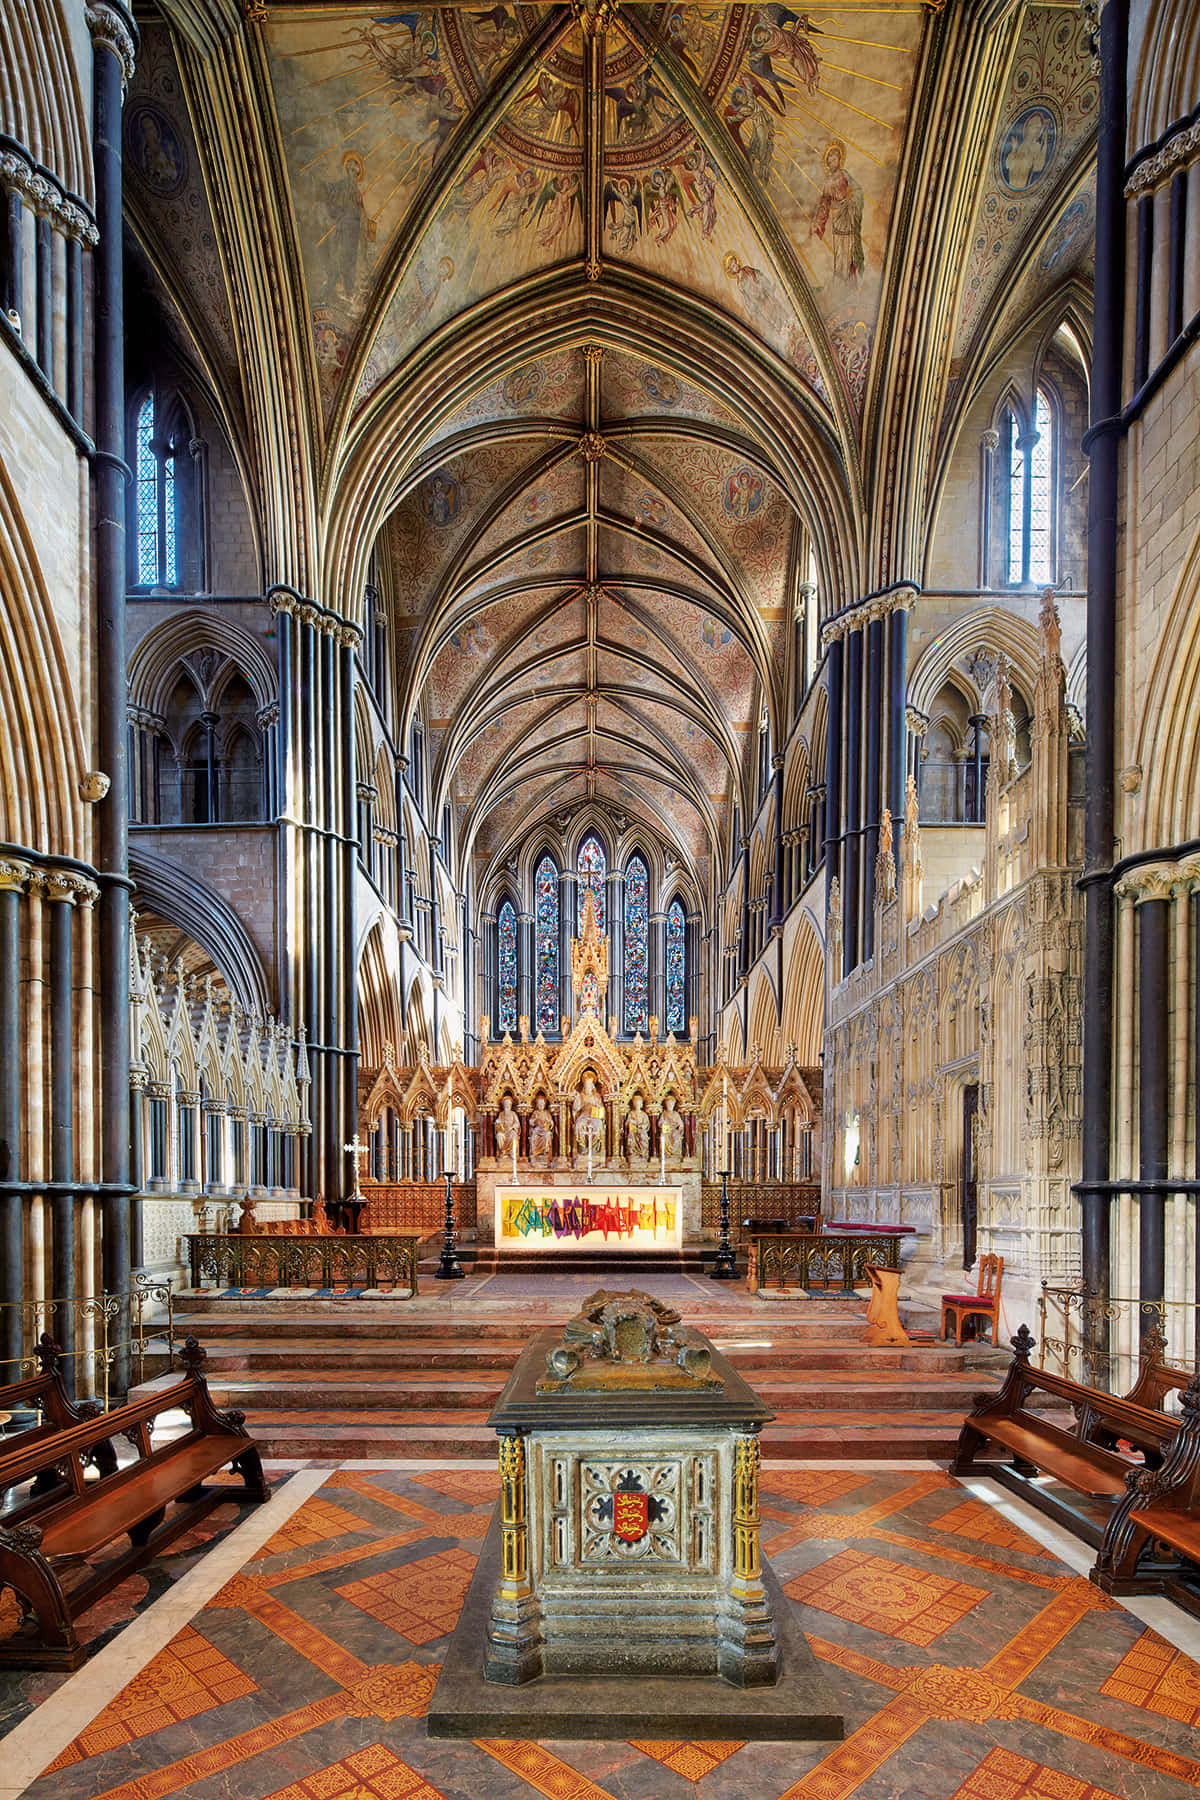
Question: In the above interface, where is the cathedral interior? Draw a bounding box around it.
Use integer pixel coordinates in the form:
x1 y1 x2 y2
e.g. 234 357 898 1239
3 0 1200 1794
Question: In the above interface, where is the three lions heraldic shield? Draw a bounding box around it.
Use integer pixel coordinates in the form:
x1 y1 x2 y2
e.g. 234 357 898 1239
613 1489 649 1543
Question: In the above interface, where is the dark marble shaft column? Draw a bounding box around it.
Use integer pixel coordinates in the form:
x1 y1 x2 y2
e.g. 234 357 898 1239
843 627 863 977
1081 0 1128 1301
825 632 844 925
92 5 137 1366
1137 895 1169 1316
888 604 908 847
863 613 883 955
0 875 22 1377
49 882 76 1387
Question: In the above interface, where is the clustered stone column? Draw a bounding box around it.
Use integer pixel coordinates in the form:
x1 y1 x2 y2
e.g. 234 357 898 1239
0 145 98 423
0 858 99 1394
822 588 914 978
270 589 362 1208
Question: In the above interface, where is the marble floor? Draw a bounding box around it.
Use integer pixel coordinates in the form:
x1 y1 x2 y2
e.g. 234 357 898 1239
2 1461 1199 1800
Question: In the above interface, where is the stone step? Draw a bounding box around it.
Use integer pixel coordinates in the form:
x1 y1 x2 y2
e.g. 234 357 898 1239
173 1305 897 1344
136 1364 990 1416
186 1338 528 1373
182 1337 982 1377
235 1411 973 1463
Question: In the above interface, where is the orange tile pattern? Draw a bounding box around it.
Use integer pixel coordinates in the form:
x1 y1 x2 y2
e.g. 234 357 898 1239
950 1747 1123 1800
628 1740 743 1780
263 1743 445 1800
44 1628 257 1771
408 1469 501 1504
252 1496 370 1558
336 1546 477 1644
785 1547 988 1646
23 1470 1200 1800
935 1498 1051 1558
475 1739 622 1798
1100 1627 1200 1727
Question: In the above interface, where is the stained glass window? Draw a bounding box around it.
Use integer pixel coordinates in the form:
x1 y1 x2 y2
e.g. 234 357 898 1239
135 391 179 587
1028 387 1053 585
665 898 686 1034
576 834 606 935
1005 408 1025 586
535 857 559 1033
623 856 649 1034
497 899 517 1033
136 395 157 585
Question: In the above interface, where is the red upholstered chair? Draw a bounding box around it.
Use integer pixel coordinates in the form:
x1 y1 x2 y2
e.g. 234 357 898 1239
941 1253 1004 1346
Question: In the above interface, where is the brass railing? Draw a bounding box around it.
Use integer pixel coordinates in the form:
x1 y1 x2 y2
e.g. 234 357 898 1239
701 1183 821 1239
186 1232 419 1293
358 1181 477 1233
0 1277 174 1405
1036 1282 1197 1394
749 1231 900 1293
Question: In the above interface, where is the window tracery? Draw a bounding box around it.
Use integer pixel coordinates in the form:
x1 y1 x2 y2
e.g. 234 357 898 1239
497 899 517 1033
535 856 559 1033
1000 386 1057 587
666 898 686 1033
623 856 649 1034
576 834 606 934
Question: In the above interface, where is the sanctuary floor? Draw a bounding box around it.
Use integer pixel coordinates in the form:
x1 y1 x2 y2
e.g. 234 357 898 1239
2 1460 1200 1800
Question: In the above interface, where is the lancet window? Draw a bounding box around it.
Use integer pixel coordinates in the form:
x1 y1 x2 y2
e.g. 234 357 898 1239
1002 386 1056 587
134 391 178 587
576 834 606 935
534 856 559 1033
666 897 686 1033
623 856 649 1034
497 899 517 1033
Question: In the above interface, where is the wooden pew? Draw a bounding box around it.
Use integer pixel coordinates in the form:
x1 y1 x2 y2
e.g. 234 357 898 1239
0 1337 267 1669
949 1324 1182 1544
1092 1371 1200 1616
0 1335 117 1519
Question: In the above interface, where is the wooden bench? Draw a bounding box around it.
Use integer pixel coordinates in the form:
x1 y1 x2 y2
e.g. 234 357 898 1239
0 1337 267 1668
0 1335 118 1521
949 1324 1182 1545
1092 1370 1200 1616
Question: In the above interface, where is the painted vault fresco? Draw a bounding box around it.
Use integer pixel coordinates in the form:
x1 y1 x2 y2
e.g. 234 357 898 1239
954 6 1098 362
264 5 926 415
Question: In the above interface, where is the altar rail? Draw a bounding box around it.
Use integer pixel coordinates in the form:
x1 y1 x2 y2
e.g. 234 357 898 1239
747 1231 901 1294
357 1182 477 1234
186 1233 420 1293
701 1183 822 1240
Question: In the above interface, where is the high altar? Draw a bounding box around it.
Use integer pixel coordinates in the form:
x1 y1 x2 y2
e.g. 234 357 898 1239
475 892 702 1250
354 890 822 1251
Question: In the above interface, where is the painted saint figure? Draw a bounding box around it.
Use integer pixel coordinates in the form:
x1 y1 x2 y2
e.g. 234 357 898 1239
529 1092 555 1167
573 1072 606 1165
811 141 864 285
494 1094 520 1162
626 1092 651 1164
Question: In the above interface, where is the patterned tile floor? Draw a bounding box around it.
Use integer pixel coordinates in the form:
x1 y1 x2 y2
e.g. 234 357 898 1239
7 1466 1200 1799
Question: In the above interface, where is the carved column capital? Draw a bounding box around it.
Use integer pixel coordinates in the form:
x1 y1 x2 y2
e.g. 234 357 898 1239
86 2 137 86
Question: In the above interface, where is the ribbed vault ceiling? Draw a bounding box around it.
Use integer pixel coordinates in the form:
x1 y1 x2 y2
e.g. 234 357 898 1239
136 1 1101 897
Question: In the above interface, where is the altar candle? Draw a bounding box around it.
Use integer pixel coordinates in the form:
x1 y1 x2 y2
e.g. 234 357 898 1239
512 1135 518 1183
660 1135 666 1185
588 1140 593 1183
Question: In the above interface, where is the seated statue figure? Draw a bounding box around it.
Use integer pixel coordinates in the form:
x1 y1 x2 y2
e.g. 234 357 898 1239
573 1072 606 1166
529 1092 555 1167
